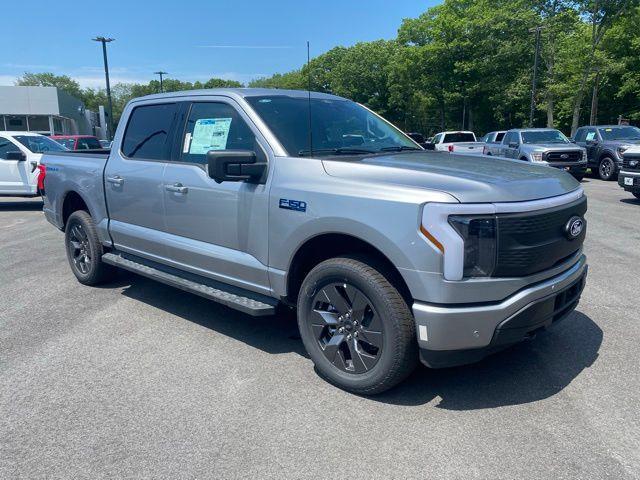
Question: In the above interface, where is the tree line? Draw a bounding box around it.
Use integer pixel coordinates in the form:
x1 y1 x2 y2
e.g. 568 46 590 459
15 0 640 136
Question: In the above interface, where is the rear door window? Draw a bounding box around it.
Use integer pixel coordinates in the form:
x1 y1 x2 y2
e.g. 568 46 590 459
122 103 177 160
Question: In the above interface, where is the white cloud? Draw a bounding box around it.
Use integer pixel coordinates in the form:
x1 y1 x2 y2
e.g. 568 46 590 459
197 45 293 49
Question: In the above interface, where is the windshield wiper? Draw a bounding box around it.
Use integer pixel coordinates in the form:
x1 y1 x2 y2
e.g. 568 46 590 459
297 147 376 157
379 146 422 152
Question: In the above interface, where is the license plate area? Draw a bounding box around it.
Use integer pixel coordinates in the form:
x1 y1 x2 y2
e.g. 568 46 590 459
624 177 634 186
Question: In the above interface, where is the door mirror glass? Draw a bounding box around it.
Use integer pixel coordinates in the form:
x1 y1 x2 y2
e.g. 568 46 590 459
5 151 26 161
207 150 266 184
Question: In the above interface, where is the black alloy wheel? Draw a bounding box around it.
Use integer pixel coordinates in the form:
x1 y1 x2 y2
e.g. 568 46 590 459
598 157 616 181
310 282 383 373
68 223 92 275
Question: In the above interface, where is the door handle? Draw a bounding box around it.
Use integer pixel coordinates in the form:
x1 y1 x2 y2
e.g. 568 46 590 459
165 183 188 194
106 175 124 186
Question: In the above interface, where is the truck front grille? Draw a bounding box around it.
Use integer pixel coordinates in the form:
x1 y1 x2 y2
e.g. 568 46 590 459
622 154 640 171
544 151 583 162
493 196 587 277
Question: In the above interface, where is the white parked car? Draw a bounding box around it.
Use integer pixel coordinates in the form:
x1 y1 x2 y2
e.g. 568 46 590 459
429 131 485 155
0 131 67 197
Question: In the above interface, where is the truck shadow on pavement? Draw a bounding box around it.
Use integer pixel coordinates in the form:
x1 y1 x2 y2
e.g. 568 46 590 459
117 275 308 358
117 274 601 410
0 200 43 211
376 311 601 409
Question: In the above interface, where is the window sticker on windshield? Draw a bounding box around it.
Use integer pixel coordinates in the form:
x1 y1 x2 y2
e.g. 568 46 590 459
586 132 596 141
189 118 232 154
605 128 613 132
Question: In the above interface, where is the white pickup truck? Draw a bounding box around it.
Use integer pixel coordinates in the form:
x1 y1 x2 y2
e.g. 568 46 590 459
429 131 484 155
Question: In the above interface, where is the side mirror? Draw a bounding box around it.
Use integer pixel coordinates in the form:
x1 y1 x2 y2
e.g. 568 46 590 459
207 150 266 184
6 151 26 161
508 142 519 149
586 139 597 145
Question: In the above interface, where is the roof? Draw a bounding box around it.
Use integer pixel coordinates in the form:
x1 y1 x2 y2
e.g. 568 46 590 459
132 87 346 103
508 128 560 132
50 135 98 139
0 131 43 136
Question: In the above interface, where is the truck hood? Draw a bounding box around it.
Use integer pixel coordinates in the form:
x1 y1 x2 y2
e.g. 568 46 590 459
322 152 580 203
525 143 583 152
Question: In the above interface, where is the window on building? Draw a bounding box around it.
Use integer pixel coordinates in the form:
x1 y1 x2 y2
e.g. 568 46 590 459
28 116 51 132
5 116 27 131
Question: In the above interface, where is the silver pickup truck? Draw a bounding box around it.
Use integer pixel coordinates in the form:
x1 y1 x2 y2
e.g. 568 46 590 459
485 128 588 181
41 88 588 394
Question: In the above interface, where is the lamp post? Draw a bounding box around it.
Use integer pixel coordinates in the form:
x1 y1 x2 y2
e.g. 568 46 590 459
528 26 545 128
92 36 115 140
154 71 169 92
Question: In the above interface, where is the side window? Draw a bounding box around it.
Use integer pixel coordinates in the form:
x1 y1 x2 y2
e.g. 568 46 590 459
433 134 442 144
122 103 177 160
574 128 586 142
0 137 19 159
503 132 512 144
180 102 257 163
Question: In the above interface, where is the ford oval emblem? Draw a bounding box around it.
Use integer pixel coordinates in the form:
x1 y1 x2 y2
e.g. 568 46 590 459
565 216 585 240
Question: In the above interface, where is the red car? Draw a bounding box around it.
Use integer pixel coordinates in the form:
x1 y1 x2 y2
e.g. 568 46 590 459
51 135 103 150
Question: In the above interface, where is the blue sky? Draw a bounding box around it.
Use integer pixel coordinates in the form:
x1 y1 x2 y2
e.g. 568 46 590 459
0 0 437 88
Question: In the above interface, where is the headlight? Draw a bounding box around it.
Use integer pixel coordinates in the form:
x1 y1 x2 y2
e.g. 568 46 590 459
531 152 544 162
617 145 631 157
448 215 497 277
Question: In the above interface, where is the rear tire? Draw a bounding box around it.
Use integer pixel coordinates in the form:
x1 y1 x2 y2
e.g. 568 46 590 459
598 156 616 181
65 210 114 285
297 256 417 395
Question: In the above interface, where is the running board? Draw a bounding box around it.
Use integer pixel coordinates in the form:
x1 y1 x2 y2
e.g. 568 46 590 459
102 253 277 316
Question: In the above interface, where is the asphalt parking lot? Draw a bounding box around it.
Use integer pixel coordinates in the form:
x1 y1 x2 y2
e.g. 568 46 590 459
1 179 639 479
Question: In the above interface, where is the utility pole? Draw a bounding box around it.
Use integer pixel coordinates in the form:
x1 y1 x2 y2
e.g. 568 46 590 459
92 36 115 140
154 71 168 93
529 26 545 128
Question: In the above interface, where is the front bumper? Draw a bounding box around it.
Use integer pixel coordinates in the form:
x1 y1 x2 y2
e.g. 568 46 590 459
547 161 587 176
618 170 640 193
413 255 587 368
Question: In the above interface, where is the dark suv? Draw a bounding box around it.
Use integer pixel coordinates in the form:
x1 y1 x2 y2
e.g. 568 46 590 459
573 125 640 180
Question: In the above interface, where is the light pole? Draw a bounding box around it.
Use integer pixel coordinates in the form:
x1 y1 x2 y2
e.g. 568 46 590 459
92 36 115 140
528 26 545 128
154 71 168 92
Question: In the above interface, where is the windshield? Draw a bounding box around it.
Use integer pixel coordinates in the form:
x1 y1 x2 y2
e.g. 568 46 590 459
598 126 640 141
14 135 67 153
245 96 418 156
521 130 570 144
443 132 476 143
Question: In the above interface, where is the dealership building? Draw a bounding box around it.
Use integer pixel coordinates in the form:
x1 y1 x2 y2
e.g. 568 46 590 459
0 85 105 137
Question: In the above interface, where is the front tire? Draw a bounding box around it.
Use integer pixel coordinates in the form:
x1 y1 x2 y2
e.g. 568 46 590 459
598 156 617 181
65 210 114 285
297 257 417 395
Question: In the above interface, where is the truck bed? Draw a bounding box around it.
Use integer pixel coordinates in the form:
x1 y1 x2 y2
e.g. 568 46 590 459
41 151 111 239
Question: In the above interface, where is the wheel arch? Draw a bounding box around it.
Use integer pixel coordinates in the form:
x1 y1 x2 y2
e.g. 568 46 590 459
61 190 91 229
285 232 413 306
